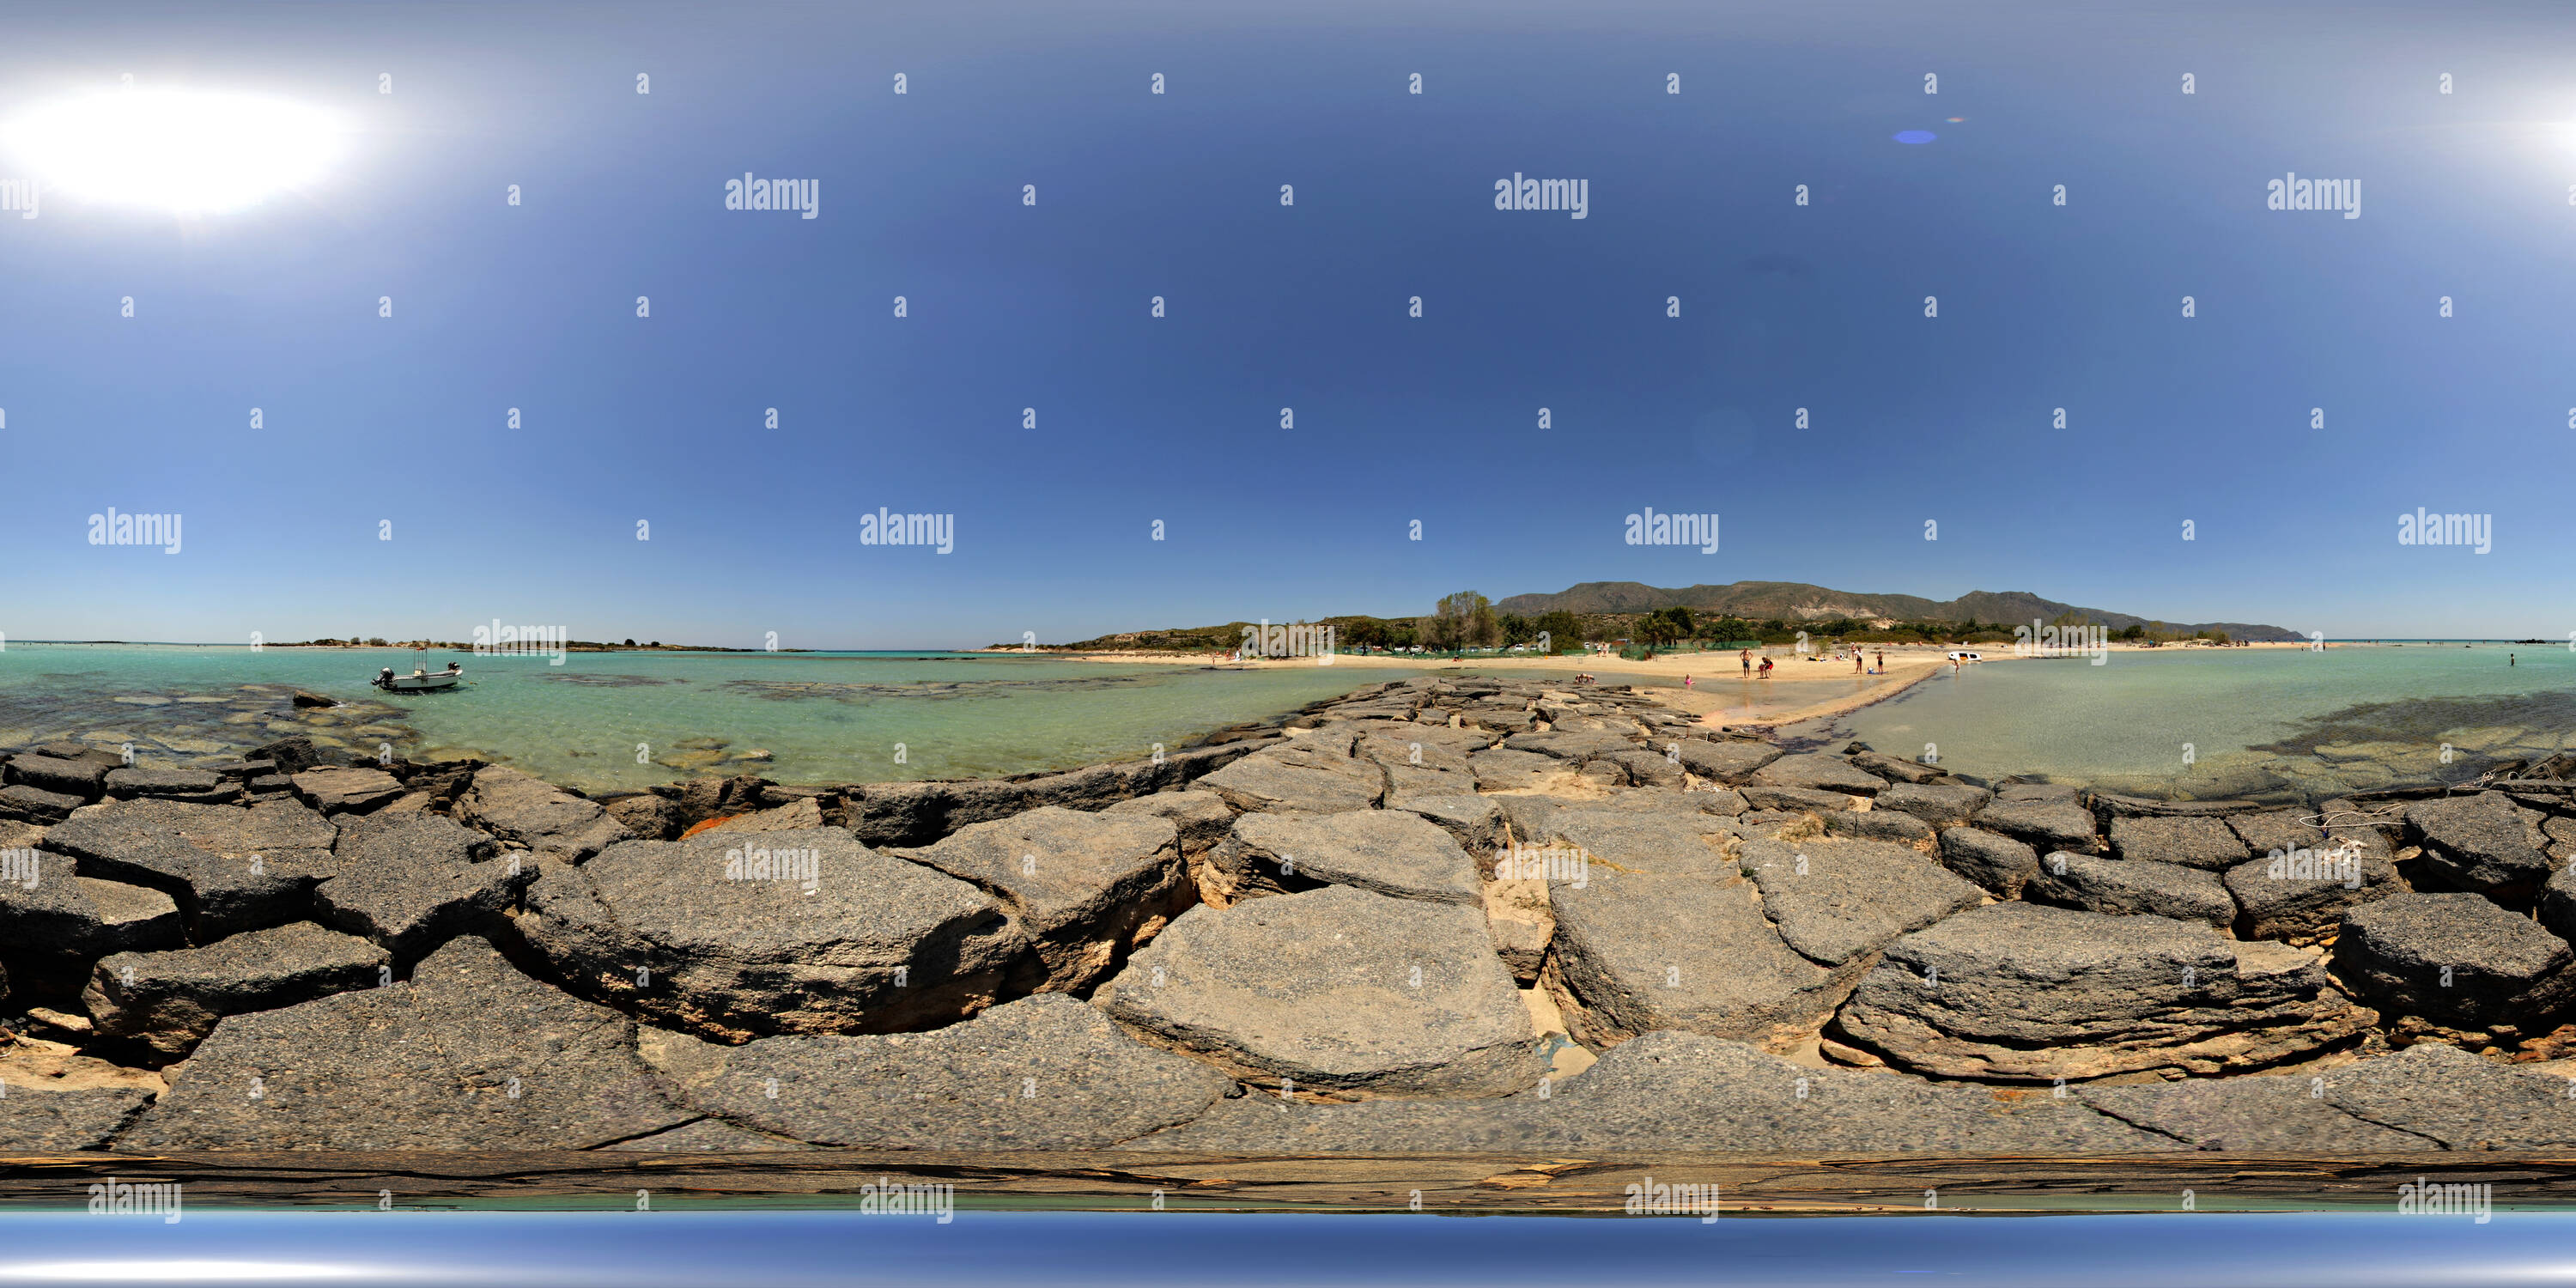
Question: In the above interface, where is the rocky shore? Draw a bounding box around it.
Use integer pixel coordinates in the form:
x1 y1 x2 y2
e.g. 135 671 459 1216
6 674 2576 1157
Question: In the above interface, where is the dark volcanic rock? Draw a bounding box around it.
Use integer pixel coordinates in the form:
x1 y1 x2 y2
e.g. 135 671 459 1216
2105 815 2250 871
5 755 109 802
0 1084 155 1151
2334 893 2576 1027
1095 884 1541 1098
104 767 237 804
317 811 531 961
1738 837 1984 967
2224 841 2405 943
0 783 84 824
118 935 692 1151
602 793 683 841
515 826 1032 1042
641 993 1232 1148
1832 903 2372 1080
458 765 630 860
1876 782 1994 829
85 920 389 1059
1212 809 1482 906
2405 793 2554 900
0 849 185 995
43 798 339 938
1749 754 1886 797
1936 827 2040 898
903 805 1189 991
2026 853 2237 927
1973 799 2099 854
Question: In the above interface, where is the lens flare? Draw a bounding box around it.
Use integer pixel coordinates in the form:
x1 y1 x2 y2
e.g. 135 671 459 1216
0 88 348 216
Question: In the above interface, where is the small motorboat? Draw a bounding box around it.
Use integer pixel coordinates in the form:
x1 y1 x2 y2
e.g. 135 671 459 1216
374 662 464 692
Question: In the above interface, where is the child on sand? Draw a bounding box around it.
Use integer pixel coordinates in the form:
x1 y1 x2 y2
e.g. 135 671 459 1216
1759 658 1774 679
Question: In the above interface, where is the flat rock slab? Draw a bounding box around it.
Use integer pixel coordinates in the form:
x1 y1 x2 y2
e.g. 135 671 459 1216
459 765 631 860
518 826 1032 1042
317 811 530 961
1133 1030 2163 1154
1391 794 1508 856
1195 744 1383 815
904 805 1188 990
0 848 184 983
1832 903 2371 1081
0 1084 155 1151
1545 859 1864 1052
2406 793 2553 898
1096 884 1540 1098
43 798 340 939
2315 1042 2576 1149
1103 790 1236 854
2027 854 2237 927
2335 893 2575 1026
1749 754 1887 797
1738 838 1984 967
1821 809 1935 847
2229 811 2330 857
1973 799 2099 854
85 920 389 1059
290 767 405 816
1671 739 1783 783
1467 748 1565 793
1502 731 1640 762
641 993 1233 1148
1215 810 1481 906
2106 816 2250 871
1740 784 1863 814
119 936 691 1151
2079 1072 2439 1151
1936 827 2039 898
2225 843 2405 943
1527 809 1741 881
0 783 83 824
104 767 235 804
5 755 109 801
1868 784 1993 831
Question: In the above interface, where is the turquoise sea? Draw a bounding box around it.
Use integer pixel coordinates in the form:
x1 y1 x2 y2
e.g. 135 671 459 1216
1821 642 2576 800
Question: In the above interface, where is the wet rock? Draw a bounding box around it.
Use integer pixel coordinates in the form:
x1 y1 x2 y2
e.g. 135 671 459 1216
103 768 237 805
0 783 83 824
1935 827 2040 898
1974 798 2100 854
84 921 389 1059
2405 793 2555 900
1749 754 1886 798
1194 743 1383 816
1212 810 1481 906
1133 1030 2162 1154
1096 884 1541 1098
290 767 405 816
317 811 531 961
2334 893 2575 1027
291 690 337 709
1738 837 1984 967
515 826 1031 1042
4 755 109 802
2224 842 2405 943
44 798 340 939
2026 853 2237 927
640 993 1232 1148
458 765 630 860
1875 782 1994 829
904 805 1188 991
1545 852 1863 1052
0 849 185 996
1832 903 2372 1080
2106 816 2250 871
118 935 691 1151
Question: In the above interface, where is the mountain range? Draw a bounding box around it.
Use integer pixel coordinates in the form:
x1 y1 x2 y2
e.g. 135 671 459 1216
1492 581 2303 642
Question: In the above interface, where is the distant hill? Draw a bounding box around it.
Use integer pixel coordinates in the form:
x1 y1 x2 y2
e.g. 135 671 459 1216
1492 580 2303 642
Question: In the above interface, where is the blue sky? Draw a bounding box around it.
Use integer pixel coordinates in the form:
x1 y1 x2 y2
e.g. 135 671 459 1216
3 0 2573 647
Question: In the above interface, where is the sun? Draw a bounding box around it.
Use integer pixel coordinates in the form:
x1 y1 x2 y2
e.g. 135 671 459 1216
0 88 348 216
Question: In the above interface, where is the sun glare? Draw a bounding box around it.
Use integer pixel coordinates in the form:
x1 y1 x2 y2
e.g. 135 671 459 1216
0 88 347 216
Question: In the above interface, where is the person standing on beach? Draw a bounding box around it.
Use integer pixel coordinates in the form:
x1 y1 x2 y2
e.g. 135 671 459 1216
1874 648 1885 674
1852 652 1862 674
1741 649 1752 677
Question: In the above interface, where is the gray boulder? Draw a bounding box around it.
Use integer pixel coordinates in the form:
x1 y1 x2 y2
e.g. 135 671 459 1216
2406 793 2554 900
118 935 692 1151
1832 903 2372 1080
2334 893 2575 1026
1822 808 1935 847
5 754 109 801
1936 827 2040 898
1212 810 1481 906
84 920 389 1059
516 826 1033 1042
1749 754 1886 797
458 765 631 860
0 1084 155 1151
640 993 1233 1148
104 767 237 804
1974 798 2099 854
904 806 1189 991
1671 739 1783 783
2106 815 2250 871
1738 837 1984 967
2224 841 2405 943
316 811 532 961
1194 743 1382 815
2027 853 2237 927
1095 884 1541 1098
43 798 339 938
1876 781 1994 829
0 848 185 994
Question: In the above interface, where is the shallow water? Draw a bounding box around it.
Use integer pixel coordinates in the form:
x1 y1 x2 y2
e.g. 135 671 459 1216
0 645 1417 791
1821 644 2576 799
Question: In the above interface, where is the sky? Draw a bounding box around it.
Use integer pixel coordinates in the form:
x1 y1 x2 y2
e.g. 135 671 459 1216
3 0 2573 647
